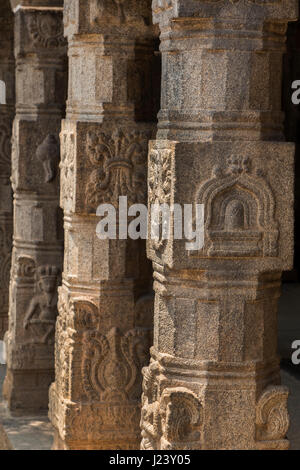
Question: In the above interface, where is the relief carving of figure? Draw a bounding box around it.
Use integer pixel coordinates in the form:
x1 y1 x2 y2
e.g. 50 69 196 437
36 134 60 183
23 265 60 344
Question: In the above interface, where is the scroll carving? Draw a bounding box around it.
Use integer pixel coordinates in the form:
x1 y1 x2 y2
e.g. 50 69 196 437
141 363 203 450
256 385 289 442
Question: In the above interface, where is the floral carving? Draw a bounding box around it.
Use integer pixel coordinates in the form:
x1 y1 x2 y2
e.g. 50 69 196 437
26 12 66 48
148 147 173 251
15 256 35 282
82 326 150 402
60 130 75 211
140 362 161 450
148 148 172 207
54 292 76 398
85 129 148 209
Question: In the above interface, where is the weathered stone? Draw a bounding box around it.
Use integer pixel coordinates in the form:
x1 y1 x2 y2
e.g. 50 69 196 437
0 1 14 340
3 1 67 414
48 0 159 450
141 0 297 450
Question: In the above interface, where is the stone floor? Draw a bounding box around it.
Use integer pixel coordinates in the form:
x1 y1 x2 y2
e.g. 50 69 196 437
0 282 300 450
0 365 53 450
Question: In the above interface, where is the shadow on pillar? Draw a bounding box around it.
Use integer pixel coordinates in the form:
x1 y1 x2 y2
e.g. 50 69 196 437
0 0 14 341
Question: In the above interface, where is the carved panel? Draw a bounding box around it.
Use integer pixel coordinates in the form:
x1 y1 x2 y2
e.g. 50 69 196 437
148 147 173 253
85 129 149 210
60 128 75 212
82 325 150 402
36 134 60 183
196 155 279 258
26 12 66 48
23 265 60 345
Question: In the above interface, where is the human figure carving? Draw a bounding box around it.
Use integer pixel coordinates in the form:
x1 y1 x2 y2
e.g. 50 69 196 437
23 265 59 344
36 134 60 183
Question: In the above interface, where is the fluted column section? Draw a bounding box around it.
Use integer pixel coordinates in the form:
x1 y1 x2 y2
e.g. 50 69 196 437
3 0 67 414
141 0 297 450
0 1 14 339
49 0 159 450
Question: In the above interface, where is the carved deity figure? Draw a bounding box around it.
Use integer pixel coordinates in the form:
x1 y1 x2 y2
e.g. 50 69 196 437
23 265 60 344
36 134 60 183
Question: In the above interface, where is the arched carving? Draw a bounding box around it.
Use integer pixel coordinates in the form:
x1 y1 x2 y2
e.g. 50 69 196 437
256 385 289 442
196 156 279 257
160 388 203 450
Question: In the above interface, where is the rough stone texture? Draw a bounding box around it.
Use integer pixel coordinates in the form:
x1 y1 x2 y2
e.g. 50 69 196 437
48 0 159 450
0 1 14 340
141 0 297 450
3 1 67 414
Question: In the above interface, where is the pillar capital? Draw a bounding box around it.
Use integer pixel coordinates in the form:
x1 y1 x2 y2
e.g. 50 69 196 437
64 0 155 41
153 0 298 27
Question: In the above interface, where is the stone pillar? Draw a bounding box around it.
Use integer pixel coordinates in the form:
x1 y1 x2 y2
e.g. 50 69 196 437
0 2 14 339
3 0 67 414
49 0 159 450
141 0 297 450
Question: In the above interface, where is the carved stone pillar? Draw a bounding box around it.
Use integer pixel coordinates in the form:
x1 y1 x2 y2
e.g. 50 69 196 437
3 0 67 414
141 0 297 450
49 0 158 450
0 2 14 339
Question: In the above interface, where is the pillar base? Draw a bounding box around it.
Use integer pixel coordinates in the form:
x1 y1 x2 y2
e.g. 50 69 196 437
52 429 141 451
3 369 53 415
49 384 142 450
141 351 290 450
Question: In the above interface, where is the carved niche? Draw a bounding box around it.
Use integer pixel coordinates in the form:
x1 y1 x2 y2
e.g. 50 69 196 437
85 129 149 210
195 155 279 258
